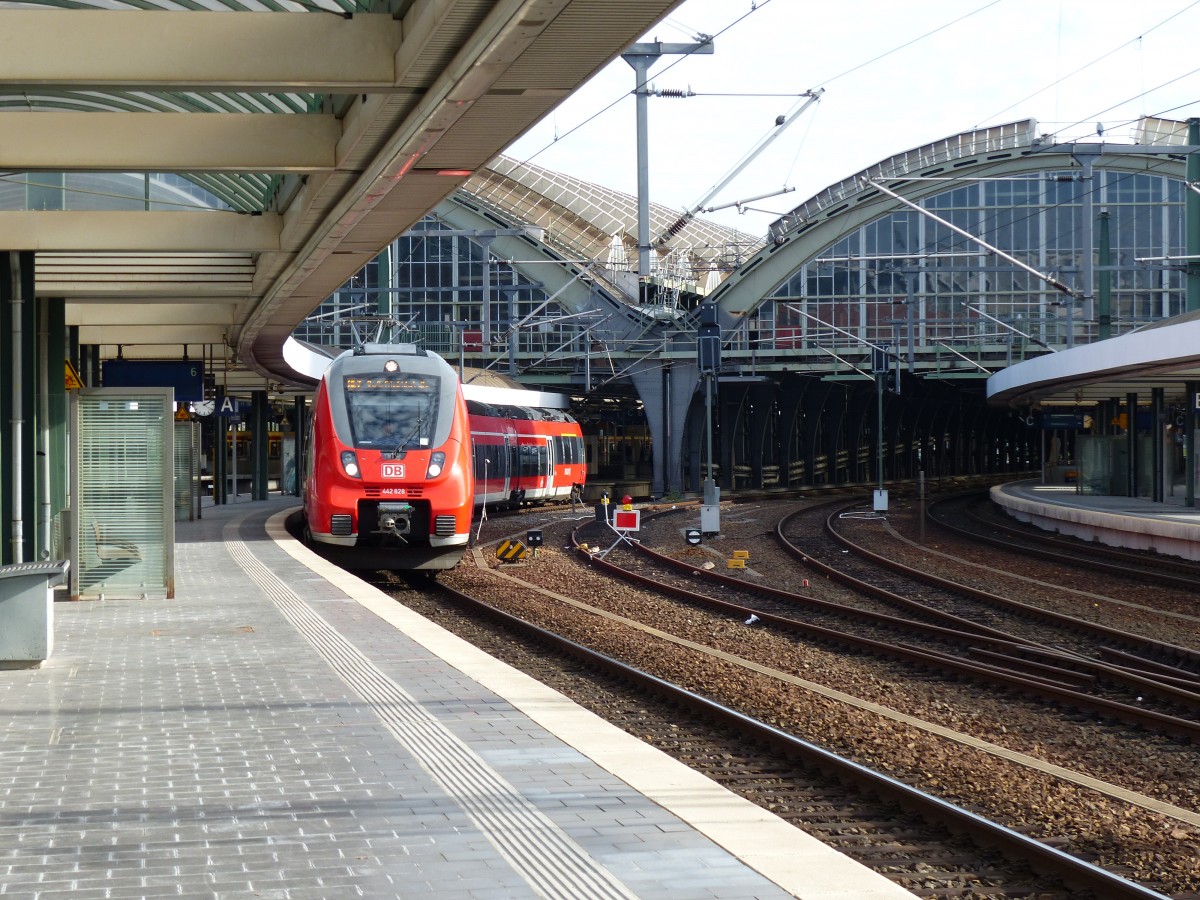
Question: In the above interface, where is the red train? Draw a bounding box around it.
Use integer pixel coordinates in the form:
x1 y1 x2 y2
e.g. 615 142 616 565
463 384 586 509
301 344 585 572
301 342 474 571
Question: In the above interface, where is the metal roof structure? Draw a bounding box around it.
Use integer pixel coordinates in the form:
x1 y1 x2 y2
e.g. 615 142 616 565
985 117 1200 409
468 155 763 275
987 310 1200 407
0 0 685 391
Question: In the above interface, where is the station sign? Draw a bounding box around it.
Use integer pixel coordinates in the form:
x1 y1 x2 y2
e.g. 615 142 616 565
103 359 204 402
216 396 248 417
1041 411 1084 429
64 360 84 390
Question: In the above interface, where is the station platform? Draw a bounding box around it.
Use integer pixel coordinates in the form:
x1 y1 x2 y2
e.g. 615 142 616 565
0 495 913 899
993 480 1200 561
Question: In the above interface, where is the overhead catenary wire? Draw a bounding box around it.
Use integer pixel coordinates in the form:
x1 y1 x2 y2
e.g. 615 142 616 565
976 0 1200 131
516 0 775 166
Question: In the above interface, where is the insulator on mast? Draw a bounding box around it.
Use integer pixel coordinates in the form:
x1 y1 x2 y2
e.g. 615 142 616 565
658 217 690 243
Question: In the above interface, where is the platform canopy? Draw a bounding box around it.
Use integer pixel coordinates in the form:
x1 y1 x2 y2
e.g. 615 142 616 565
0 0 685 391
987 310 1200 407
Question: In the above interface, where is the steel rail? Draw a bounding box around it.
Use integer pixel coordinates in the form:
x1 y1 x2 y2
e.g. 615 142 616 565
428 577 1172 900
574 521 1200 742
928 491 1200 593
822 504 1200 666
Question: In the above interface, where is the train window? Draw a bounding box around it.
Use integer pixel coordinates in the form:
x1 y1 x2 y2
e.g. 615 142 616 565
518 444 532 477
473 443 507 480
343 374 441 450
553 435 583 465
227 431 251 459
516 443 549 477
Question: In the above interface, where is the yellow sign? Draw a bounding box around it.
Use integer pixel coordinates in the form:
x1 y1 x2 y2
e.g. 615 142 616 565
496 540 528 562
64 361 84 390
174 407 192 422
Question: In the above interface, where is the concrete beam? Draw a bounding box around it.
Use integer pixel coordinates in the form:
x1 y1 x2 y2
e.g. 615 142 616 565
0 11 404 92
0 113 340 172
0 211 280 252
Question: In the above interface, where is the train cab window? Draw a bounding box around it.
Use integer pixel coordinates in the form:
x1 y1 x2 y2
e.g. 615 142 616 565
343 374 441 450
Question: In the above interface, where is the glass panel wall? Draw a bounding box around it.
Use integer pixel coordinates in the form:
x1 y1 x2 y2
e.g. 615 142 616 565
762 168 1186 355
294 215 577 368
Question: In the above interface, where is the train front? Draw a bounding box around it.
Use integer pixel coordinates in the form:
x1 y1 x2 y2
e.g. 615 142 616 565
307 344 473 571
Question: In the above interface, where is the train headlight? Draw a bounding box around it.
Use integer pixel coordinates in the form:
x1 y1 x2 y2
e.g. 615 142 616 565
425 451 446 479
340 450 362 479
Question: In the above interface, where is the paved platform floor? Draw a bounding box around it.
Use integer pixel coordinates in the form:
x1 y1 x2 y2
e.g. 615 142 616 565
994 479 1200 560
0 496 913 899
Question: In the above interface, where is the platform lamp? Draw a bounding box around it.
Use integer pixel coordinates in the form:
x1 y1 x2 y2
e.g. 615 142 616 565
697 303 721 534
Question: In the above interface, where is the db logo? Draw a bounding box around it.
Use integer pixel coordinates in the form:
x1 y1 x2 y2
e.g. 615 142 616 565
381 462 406 478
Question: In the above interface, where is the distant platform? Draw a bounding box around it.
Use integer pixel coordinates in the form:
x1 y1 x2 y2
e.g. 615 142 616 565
992 480 1200 561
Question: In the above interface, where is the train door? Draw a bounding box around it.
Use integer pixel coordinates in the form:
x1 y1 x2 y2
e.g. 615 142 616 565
472 431 511 507
502 434 515 500
507 435 519 501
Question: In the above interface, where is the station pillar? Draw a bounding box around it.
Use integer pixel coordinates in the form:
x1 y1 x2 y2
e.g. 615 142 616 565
251 390 269 501
1126 392 1139 498
1187 381 1198 508
1 252 38 564
630 362 698 498
1151 387 1164 502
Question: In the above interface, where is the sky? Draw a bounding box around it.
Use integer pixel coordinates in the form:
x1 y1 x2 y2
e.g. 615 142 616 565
504 0 1200 235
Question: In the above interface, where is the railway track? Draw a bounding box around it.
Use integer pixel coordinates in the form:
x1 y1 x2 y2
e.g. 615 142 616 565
352 490 1200 896
573 504 1200 741
927 490 1200 597
380 567 1171 900
782 501 1200 731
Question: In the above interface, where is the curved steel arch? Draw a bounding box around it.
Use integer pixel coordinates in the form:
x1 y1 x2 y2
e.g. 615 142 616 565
707 123 1188 329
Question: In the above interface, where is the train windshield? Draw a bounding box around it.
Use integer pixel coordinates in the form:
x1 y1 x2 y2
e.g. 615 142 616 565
343 374 441 450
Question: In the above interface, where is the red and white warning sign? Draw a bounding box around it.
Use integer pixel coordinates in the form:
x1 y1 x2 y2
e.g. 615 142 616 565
612 509 641 531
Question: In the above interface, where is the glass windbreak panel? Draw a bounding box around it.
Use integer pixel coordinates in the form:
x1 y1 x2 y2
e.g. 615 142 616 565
344 374 441 450
72 389 173 600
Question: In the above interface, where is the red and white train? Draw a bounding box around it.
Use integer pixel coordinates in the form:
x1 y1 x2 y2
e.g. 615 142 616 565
465 383 585 510
301 343 584 571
